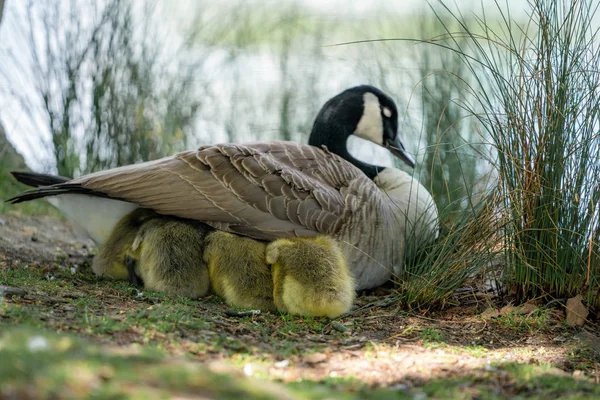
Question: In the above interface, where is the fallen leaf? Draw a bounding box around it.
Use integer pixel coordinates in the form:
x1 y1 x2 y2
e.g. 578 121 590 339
499 305 516 315
566 295 588 326
481 308 501 319
517 302 538 315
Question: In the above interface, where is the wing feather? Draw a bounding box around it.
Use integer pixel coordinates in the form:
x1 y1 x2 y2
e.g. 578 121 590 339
12 141 377 241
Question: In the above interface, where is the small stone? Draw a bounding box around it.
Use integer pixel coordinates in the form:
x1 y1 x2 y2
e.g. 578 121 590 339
224 309 261 317
331 321 350 333
413 392 427 400
485 364 498 372
0 286 27 298
572 370 586 380
566 295 589 326
273 360 290 369
574 330 600 355
304 352 327 365
98 366 115 381
243 363 254 376
27 336 49 352
391 383 409 391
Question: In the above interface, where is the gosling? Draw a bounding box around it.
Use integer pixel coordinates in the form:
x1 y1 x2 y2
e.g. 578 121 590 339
92 208 156 280
93 208 212 298
266 236 355 318
203 231 276 311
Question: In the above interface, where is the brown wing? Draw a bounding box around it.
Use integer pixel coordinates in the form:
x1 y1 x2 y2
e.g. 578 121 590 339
59 141 375 240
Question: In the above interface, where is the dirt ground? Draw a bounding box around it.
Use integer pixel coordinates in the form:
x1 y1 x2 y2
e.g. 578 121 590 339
1 213 599 399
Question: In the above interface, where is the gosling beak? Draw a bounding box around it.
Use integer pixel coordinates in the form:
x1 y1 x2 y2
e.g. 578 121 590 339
125 255 144 287
385 135 415 168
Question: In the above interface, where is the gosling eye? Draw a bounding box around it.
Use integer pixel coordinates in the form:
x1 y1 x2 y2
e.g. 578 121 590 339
382 107 392 118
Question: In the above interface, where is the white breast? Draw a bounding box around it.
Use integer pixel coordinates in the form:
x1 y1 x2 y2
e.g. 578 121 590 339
48 194 138 246
374 168 439 276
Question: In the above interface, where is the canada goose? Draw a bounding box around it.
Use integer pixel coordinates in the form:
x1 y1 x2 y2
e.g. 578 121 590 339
9 85 439 289
266 236 354 318
93 207 212 298
203 231 276 311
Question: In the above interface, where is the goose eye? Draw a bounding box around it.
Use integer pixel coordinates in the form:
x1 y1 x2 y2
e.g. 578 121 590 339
382 107 392 118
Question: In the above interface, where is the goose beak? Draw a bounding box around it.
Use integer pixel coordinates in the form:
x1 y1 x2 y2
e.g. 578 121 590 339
386 135 416 168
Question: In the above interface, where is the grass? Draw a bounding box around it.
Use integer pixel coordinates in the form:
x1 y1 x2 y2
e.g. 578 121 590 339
422 362 600 400
0 256 338 357
0 327 294 400
0 165 58 216
497 362 599 399
418 327 446 343
397 193 502 308
2 242 600 398
391 0 600 311
4 326 597 400
494 308 552 335
567 347 600 371
431 0 600 307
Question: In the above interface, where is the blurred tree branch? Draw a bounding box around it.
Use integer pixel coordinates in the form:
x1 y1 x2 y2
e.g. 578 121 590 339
0 0 5 25
2 0 201 177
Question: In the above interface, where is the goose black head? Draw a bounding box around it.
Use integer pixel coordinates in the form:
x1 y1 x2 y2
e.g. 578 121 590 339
309 85 415 180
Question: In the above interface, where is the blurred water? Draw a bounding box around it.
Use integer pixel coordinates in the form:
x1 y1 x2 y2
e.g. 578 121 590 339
0 0 530 172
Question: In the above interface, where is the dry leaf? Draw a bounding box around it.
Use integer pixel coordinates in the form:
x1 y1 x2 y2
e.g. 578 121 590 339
517 302 538 315
566 295 588 326
481 308 501 319
499 305 516 315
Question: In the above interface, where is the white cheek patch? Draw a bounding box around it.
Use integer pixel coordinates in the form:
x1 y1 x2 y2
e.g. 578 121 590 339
383 107 392 118
354 92 384 145
347 135 394 168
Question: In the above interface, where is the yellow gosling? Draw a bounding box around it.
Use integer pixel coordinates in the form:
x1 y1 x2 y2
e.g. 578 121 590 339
266 236 355 318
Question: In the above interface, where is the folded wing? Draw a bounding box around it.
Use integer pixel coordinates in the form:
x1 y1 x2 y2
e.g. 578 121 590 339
10 141 375 241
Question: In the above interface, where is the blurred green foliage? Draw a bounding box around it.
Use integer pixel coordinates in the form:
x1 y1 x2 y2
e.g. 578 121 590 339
0 125 56 215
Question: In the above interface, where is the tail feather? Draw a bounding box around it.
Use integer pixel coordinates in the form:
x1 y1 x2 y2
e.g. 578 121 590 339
7 184 116 204
8 171 127 204
8 171 139 246
11 171 71 187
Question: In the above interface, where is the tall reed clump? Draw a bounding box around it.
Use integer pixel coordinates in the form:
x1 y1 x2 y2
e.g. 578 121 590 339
394 17 501 309
437 0 600 307
411 19 489 223
398 192 504 309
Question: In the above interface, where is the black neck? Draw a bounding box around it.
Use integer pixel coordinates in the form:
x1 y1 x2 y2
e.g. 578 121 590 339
308 121 385 181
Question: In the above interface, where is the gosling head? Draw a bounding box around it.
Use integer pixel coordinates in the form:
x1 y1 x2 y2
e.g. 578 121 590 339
309 85 415 178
